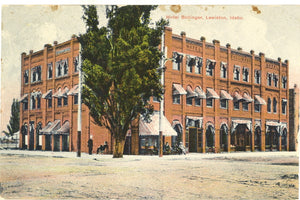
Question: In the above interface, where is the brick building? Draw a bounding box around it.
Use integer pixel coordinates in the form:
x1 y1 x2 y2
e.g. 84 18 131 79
19 27 291 154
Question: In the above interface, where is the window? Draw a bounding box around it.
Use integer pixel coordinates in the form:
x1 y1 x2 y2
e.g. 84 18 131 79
74 95 78 105
24 70 29 84
273 98 277 113
186 96 193 105
220 62 227 78
234 101 239 110
23 101 28 110
63 96 68 106
273 74 278 87
242 102 249 111
255 70 261 84
57 98 62 107
267 98 271 113
267 73 272 86
186 56 195 73
282 99 287 114
282 76 287 89
37 95 41 109
56 59 68 77
31 66 42 83
48 63 53 79
206 98 213 107
233 65 240 80
173 95 180 104
73 56 79 72
48 98 52 108
31 95 36 110
153 96 159 102
195 98 201 106
242 67 249 82
254 103 261 112
206 59 215 76
220 99 227 109
172 52 183 71
195 57 202 74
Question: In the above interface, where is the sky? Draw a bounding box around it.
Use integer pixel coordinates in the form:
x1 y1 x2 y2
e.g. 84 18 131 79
1 4 300 133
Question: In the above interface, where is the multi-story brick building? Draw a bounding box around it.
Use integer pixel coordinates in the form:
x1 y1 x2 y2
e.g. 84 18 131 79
19 27 290 154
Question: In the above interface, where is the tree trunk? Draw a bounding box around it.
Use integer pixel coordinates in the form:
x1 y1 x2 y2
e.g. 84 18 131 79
113 137 125 158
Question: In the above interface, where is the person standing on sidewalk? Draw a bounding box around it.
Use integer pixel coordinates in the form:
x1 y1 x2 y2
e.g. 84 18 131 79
88 136 93 155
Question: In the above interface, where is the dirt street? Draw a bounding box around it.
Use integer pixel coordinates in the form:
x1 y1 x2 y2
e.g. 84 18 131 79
0 150 298 199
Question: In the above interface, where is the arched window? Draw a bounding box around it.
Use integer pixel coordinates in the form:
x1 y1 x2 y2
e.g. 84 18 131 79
233 65 240 80
273 98 277 113
267 98 272 113
220 62 227 78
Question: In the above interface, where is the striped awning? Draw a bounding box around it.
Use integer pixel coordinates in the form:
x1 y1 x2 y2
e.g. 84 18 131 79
173 84 187 95
206 88 220 99
254 95 266 105
40 120 61 135
67 85 79 95
233 92 243 101
52 88 62 98
242 93 253 103
139 113 177 136
56 121 70 135
20 94 28 102
220 90 233 100
53 87 69 98
42 90 52 99
186 86 197 98
195 87 206 99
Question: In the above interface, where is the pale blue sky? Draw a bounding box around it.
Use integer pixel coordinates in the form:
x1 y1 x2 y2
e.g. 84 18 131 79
1 5 300 133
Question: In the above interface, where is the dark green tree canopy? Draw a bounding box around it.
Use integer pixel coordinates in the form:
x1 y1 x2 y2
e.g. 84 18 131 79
79 5 168 157
2 98 20 137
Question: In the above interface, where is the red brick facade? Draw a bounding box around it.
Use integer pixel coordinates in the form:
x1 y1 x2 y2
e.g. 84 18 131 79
19 28 290 154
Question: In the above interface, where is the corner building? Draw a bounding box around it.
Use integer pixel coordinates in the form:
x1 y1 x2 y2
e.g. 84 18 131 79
153 27 289 153
19 28 290 154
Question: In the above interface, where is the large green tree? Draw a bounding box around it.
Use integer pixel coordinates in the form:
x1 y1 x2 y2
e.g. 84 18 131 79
2 98 20 137
79 5 167 158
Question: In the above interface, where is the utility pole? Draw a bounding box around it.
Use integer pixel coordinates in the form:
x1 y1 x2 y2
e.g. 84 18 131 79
77 43 82 157
159 30 165 157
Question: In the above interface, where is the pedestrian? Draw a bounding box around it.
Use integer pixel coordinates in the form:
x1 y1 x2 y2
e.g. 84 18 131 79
88 136 93 155
179 142 186 155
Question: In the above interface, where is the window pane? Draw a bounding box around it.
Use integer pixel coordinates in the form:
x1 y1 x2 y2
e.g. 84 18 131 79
234 101 239 110
195 98 201 106
220 99 227 109
206 99 213 107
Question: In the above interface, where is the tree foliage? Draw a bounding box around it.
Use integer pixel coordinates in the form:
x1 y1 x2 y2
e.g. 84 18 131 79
2 98 20 137
78 5 168 158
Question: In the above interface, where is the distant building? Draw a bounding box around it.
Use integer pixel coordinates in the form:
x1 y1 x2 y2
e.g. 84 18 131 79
289 84 299 151
20 28 292 154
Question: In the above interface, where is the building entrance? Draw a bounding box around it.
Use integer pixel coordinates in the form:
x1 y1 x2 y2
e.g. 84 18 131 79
231 124 251 151
265 126 279 151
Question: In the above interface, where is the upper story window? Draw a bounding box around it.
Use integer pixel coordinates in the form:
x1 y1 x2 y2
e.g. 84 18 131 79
20 94 28 111
233 92 243 110
273 74 279 87
254 70 261 84
195 57 202 74
282 76 287 89
267 73 272 86
242 67 249 82
233 65 240 81
186 86 197 106
24 70 29 84
37 94 41 109
242 102 249 111
173 84 187 104
172 52 183 71
254 95 266 113
74 94 78 105
273 97 277 113
186 55 195 73
31 65 42 83
206 59 216 76
56 59 68 78
47 63 53 79
267 98 272 113
220 62 227 78
31 94 36 110
73 55 79 72
282 99 287 114
206 98 213 107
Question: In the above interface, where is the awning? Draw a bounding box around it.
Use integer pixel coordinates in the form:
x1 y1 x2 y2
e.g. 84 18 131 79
231 119 252 133
42 90 52 99
206 88 220 99
56 121 70 135
266 121 281 134
52 88 62 98
40 120 61 135
242 93 253 103
53 88 69 98
186 86 197 98
233 92 243 101
282 99 288 103
221 62 227 67
254 95 266 105
20 94 28 102
40 122 52 134
173 84 187 95
139 113 177 136
195 87 206 99
220 90 233 100
67 85 79 95
186 116 203 129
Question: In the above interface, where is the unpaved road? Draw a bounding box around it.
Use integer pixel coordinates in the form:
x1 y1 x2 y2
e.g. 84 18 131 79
0 150 298 199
